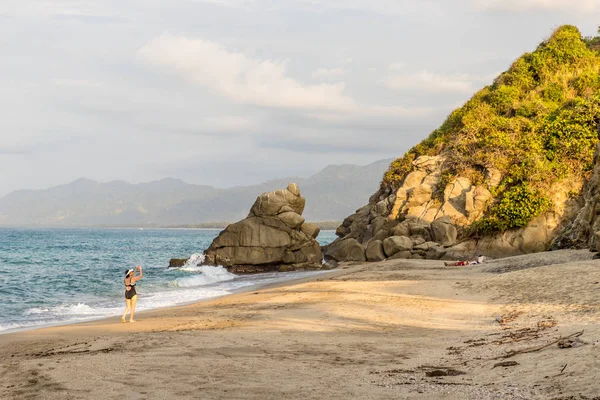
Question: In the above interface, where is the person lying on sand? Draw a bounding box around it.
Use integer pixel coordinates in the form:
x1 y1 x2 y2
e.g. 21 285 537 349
122 265 143 323
444 254 485 267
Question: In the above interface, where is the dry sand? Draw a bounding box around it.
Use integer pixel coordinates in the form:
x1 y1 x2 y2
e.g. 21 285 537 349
2 249 600 399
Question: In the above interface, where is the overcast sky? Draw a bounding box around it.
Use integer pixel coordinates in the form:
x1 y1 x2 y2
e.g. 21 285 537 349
0 0 598 195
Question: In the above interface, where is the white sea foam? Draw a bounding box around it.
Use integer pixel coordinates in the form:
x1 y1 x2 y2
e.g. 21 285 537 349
24 303 122 320
139 286 231 309
0 322 23 332
2 303 124 333
178 253 206 271
25 303 107 316
2 266 328 334
171 265 236 288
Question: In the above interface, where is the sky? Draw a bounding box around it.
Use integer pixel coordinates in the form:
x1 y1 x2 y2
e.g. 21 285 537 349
0 0 598 196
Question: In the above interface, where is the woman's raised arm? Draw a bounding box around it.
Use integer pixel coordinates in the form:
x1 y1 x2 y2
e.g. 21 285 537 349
132 265 143 283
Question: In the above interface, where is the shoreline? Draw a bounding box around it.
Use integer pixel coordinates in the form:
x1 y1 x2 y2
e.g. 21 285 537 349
2 251 599 399
0 268 340 338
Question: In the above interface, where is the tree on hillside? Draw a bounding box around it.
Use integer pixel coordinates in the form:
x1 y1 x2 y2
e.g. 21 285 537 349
584 26 600 52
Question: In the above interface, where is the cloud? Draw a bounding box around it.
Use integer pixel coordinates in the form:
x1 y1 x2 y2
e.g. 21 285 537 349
300 0 443 15
251 109 447 156
139 34 357 112
309 105 434 122
473 0 600 12
51 13 124 23
50 78 104 88
139 34 435 119
189 0 444 16
1 0 118 17
261 136 390 154
311 67 345 79
388 62 406 71
202 116 258 133
384 70 495 94
0 146 31 155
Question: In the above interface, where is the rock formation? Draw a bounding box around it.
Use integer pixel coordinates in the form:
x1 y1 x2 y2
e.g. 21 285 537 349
334 156 495 245
168 258 188 268
325 152 582 262
326 26 600 262
203 183 324 273
326 214 456 262
554 143 600 251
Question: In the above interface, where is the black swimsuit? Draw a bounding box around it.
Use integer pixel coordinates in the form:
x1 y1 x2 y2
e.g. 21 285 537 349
125 280 137 300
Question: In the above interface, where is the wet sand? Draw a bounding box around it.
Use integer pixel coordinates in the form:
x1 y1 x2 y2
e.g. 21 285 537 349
1 250 600 399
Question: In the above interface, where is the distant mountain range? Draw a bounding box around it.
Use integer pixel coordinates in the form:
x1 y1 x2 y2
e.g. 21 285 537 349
0 159 392 227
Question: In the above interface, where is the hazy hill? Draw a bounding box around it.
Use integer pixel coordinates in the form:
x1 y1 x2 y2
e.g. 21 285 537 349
0 159 391 227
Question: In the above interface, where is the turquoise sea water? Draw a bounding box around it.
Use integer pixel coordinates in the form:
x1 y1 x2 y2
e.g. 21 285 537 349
0 228 337 333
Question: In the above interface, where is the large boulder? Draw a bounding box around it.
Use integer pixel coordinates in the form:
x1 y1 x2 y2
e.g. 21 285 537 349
248 183 306 217
391 222 411 237
168 258 188 268
301 222 320 239
407 219 432 241
430 216 458 246
278 211 305 229
426 245 446 260
324 238 366 262
366 240 386 262
383 236 413 257
204 184 323 273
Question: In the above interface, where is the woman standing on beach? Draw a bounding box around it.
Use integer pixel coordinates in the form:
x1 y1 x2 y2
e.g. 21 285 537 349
122 265 143 323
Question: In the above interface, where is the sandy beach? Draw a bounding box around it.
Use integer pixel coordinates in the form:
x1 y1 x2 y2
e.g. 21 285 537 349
2 250 600 400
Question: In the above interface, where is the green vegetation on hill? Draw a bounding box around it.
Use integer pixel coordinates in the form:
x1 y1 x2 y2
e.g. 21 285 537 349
383 25 600 235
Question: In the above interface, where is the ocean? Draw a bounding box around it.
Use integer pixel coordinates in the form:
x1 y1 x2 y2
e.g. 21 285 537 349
0 228 337 333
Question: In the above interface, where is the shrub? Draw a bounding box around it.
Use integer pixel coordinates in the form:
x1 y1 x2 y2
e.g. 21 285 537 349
543 82 565 102
489 85 520 115
474 184 552 234
543 97 599 172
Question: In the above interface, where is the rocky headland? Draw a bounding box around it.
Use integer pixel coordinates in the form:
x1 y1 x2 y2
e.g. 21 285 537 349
203 183 324 273
327 25 600 263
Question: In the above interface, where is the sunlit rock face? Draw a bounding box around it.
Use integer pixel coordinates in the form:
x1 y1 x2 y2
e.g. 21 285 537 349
204 184 323 273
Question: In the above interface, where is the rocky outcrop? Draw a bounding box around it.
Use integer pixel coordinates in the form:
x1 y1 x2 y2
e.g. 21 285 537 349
333 156 497 248
203 184 324 273
168 258 188 268
327 154 486 261
326 153 582 262
325 27 600 262
326 215 453 262
554 143 600 251
325 28 600 262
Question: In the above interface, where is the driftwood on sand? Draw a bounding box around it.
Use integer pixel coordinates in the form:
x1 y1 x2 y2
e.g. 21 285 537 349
494 330 584 359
